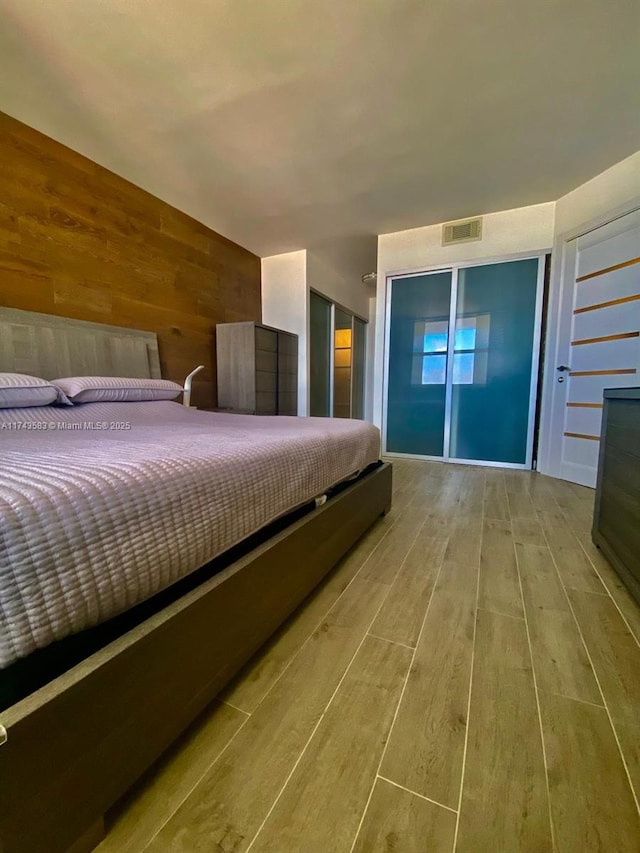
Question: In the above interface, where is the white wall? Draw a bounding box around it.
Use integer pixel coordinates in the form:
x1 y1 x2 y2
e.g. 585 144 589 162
554 151 640 238
372 202 556 429
537 151 640 476
306 236 377 319
377 202 555 276
261 250 309 415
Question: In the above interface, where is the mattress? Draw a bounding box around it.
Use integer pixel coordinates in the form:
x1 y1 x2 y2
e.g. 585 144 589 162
0 402 380 668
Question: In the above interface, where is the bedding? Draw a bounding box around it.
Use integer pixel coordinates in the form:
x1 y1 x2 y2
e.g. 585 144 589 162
0 402 380 669
52 375 183 403
0 373 64 408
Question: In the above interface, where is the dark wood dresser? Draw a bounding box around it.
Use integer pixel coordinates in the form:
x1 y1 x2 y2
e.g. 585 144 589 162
592 387 640 604
216 321 298 415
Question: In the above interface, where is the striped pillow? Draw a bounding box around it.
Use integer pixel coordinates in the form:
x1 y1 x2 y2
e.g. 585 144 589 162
0 373 62 408
53 376 183 403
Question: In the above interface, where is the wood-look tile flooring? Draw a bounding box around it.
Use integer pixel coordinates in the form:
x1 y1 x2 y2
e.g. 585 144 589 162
98 460 640 853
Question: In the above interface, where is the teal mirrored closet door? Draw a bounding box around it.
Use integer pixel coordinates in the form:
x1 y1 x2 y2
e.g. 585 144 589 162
385 257 542 467
450 258 540 464
386 271 453 456
310 291 332 417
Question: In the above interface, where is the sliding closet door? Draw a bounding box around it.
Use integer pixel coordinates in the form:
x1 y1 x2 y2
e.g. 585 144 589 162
310 293 368 419
386 271 452 455
352 317 366 419
310 292 332 417
449 258 541 464
385 259 542 466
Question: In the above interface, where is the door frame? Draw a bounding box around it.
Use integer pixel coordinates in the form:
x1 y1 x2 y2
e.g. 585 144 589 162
382 251 546 469
537 200 640 482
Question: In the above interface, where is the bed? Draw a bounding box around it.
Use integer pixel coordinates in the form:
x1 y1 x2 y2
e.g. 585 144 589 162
0 308 392 853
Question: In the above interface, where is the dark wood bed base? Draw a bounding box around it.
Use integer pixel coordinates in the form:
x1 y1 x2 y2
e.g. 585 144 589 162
0 485 349 711
0 461 392 853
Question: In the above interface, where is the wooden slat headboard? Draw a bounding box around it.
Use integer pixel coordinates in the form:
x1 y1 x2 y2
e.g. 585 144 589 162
0 308 161 380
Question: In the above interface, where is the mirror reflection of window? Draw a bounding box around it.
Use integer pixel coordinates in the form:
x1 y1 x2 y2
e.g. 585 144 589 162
454 314 490 385
411 319 448 385
413 314 490 385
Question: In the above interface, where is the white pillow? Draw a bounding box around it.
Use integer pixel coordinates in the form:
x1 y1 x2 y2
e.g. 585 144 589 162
53 376 183 403
0 373 64 408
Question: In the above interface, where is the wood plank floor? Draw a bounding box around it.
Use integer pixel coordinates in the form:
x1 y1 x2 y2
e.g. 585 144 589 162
98 460 640 853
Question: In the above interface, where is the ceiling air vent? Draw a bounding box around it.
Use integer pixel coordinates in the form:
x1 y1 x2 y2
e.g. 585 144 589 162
442 217 483 246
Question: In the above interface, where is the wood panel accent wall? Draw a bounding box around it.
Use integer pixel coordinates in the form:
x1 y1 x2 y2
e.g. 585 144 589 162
0 111 261 408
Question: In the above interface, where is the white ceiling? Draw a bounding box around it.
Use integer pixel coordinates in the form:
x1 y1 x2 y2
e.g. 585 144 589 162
0 0 639 257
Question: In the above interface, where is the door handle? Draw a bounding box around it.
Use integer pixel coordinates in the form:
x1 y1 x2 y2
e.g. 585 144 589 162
556 365 571 372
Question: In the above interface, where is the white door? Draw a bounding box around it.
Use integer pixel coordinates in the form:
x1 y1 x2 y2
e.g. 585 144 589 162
544 209 640 487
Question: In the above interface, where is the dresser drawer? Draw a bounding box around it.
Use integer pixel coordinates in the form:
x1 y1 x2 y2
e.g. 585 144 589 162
278 353 298 375
278 333 298 356
256 370 277 394
593 390 640 604
278 373 297 395
602 399 640 460
277 393 297 415
255 327 277 352
256 349 277 373
255 392 277 415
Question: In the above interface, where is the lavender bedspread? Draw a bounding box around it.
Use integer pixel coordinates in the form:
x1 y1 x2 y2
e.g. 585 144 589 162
0 402 380 668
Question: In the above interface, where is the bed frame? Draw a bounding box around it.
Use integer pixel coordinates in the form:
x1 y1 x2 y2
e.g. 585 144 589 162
0 307 162 380
0 309 392 853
